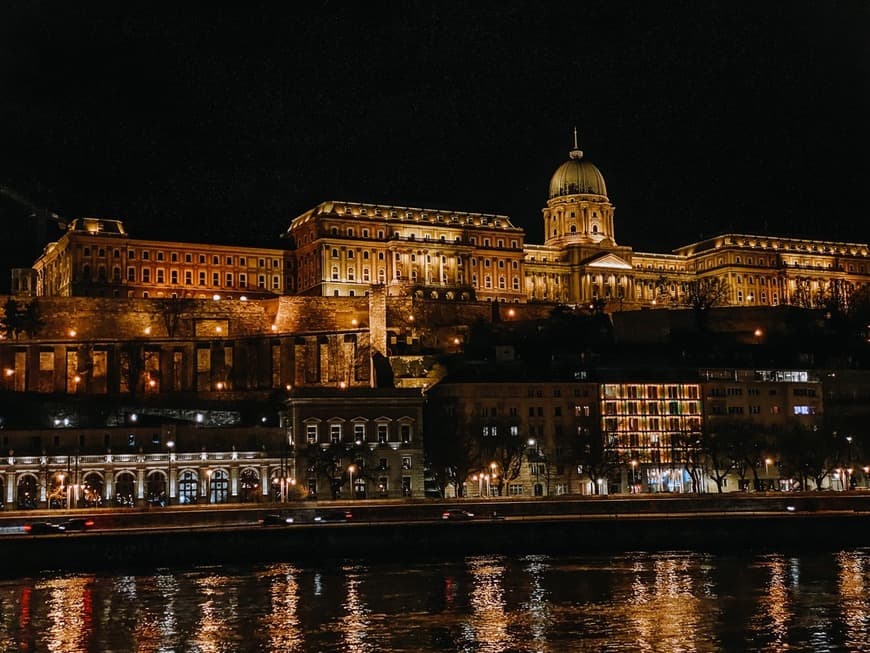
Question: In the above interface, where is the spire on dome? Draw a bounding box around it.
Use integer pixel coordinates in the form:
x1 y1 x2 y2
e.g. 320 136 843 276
569 126 583 160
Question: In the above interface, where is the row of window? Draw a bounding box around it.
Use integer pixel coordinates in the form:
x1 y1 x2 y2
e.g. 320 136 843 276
325 224 519 249
120 267 282 290
604 386 701 400
81 246 281 269
305 423 413 444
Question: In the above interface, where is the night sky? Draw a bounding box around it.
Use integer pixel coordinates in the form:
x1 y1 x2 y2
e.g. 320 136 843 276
1 1 868 290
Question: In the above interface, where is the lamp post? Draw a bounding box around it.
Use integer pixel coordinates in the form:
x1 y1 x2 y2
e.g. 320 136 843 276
348 464 356 500
490 462 498 496
206 469 213 504
484 473 490 497
166 440 175 506
630 460 638 494
58 473 65 510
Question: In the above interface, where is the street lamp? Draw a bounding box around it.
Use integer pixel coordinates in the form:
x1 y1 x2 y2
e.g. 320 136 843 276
630 460 638 493
206 469 213 504
348 464 356 500
490 462 498 496
166 440 175 506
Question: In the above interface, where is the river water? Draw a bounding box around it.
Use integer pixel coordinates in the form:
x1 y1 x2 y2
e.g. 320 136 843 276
1 548 869 652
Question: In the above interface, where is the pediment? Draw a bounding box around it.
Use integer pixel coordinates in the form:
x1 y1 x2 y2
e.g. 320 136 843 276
584 252 633 270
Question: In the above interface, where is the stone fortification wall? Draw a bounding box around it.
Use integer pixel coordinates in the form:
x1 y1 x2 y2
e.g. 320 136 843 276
1 294 556 343
0 296 276 340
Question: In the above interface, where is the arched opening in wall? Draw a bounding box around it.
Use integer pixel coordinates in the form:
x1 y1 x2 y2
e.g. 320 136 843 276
178 470 199 504
414 290 424 299
240 468 260 502
445 291 455 300
17 475 38 510
570 225 577 233
114 471 135 507
430 291 439 299
47 471 66 509
592 225 598 234
146 470 167 507
82 472 104 508
208 469 229 504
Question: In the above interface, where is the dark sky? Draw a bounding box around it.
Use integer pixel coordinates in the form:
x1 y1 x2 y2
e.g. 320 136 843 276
1 1 868 287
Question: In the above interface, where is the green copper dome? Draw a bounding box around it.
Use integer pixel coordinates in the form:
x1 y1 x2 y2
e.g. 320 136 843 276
548 151 607 199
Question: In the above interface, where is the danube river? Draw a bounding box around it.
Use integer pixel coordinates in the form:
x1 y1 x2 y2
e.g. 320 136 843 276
1 549 869 652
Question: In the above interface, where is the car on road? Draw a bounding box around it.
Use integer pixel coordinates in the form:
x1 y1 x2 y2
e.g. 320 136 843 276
24 522 64 534
314 509 352 523
260 513 295 526
60 518 96 531
442 509 475 521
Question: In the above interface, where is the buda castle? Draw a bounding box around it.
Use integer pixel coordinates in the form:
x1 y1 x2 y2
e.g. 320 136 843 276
16 134 870 310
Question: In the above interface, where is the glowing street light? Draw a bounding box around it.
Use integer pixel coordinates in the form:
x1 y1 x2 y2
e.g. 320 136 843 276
348 465 356 500
166 440 175 506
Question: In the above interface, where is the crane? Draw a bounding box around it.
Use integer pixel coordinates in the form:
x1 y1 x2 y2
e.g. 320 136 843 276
0 184 67 230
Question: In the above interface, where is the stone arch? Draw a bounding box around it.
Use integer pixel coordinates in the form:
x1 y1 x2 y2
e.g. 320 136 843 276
239 467 260 503
16 473 39 510
207 468 230 504
145 469 168 506
82 471 105 508
114 470 136 507
178 468 199 505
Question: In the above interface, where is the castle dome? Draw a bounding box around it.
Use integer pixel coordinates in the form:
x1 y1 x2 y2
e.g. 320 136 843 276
548 136 607 199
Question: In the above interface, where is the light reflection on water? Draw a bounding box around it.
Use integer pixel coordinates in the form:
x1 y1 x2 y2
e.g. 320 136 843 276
1 550 869 652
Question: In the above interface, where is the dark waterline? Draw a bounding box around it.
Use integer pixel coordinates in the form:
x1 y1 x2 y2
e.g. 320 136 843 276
2 549 869 652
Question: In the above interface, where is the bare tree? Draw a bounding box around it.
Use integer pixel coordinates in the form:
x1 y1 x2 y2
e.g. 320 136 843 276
679 276 730 332
154 297 193 337
790 277 814 309
1 298 43 340
118 342 146 396
576 427 621 494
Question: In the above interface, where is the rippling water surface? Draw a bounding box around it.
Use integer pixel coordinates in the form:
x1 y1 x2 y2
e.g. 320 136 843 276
2 549 870 652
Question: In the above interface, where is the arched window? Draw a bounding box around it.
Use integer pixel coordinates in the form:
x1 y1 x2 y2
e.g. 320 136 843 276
208 469 229 504
240 469 259 503
178 470 199 504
